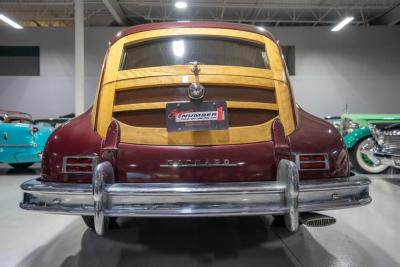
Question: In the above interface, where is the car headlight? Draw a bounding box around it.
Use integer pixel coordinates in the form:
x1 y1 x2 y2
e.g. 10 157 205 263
342 118 360 136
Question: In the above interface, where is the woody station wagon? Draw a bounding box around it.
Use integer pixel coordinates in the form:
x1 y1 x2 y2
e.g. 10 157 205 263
20 22 371 235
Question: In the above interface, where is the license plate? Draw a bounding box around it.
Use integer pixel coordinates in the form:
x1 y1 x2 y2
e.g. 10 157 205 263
166 101 229 132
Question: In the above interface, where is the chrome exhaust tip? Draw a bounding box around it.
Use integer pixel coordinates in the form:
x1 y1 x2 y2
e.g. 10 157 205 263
300 212 336 227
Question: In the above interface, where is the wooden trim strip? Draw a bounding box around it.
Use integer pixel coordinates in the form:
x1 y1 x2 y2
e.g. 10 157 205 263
114 86 277 105
230 102 278 110
117 65 273 81
113 101 278 113
114 75 277 92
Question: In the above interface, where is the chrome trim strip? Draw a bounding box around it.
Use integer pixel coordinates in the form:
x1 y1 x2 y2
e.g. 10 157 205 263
0 143 35 147
374 151 400 157
160 159 239 168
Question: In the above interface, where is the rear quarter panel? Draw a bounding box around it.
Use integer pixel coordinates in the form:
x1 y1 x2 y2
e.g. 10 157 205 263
289 109 349 178
0 123 41 163
41 109 102 182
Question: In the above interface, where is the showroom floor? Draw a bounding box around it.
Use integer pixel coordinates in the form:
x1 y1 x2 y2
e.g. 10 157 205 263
1 164 400 267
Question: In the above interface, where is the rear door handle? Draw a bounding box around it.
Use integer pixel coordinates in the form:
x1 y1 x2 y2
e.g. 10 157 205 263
3 132 8 141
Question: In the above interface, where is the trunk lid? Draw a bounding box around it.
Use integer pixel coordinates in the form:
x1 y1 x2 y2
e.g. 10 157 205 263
116 142 277 183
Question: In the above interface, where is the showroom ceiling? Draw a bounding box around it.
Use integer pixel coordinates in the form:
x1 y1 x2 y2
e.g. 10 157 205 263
0 0 399 27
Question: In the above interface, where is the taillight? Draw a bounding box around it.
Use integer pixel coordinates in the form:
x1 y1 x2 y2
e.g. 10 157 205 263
31 127 39 135
296 154 329 171
63 156 97 174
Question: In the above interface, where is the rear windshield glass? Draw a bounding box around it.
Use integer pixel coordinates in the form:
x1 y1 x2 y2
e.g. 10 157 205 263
121 37 269 70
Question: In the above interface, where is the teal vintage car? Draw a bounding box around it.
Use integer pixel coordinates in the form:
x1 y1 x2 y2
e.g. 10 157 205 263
340 114 400 174
0 111 53 169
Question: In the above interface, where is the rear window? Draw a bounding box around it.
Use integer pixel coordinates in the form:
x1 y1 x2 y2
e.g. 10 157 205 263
121 37 269 70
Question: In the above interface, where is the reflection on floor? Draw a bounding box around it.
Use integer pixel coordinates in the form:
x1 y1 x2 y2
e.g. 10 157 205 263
1 163 400 267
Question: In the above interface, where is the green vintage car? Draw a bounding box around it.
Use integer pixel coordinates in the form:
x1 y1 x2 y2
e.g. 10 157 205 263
340 114 400 173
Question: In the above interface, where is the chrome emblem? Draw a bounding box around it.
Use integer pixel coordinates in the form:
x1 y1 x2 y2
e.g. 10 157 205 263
188 82 205 100
190 61 201 75
160 159 239 168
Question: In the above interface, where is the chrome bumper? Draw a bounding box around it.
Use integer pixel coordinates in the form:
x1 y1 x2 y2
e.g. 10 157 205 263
20 160 371 235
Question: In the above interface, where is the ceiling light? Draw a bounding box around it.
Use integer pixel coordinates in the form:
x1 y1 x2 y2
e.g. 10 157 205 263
331 17 354 32
172 40 185 57
175 1 188 9
0 14 23 29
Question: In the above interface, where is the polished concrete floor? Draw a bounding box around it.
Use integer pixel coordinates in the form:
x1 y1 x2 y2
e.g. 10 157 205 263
1 163 400 267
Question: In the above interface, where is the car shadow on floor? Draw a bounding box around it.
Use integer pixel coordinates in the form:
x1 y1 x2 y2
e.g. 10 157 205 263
19 215 400 267
20 216 343 267
61 217 305 267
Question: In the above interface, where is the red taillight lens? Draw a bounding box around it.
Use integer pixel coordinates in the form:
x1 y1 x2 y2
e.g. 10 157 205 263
63 156 97 173
300 162 327 169
66 165 93 172
297 154 328 171
66 158 93 164
31 127 39 134
299 155 325 162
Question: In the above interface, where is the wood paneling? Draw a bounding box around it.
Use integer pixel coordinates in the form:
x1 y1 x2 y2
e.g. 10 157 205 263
93 27 296 145
114 108 278 128
115 86 276 105
113 101 278 112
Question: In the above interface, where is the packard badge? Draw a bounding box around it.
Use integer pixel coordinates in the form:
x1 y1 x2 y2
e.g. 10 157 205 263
160 159 239 168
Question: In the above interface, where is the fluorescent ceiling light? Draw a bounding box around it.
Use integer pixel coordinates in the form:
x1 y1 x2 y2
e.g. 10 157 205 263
175 1 188 9
0 14 23 29
331 17 354 32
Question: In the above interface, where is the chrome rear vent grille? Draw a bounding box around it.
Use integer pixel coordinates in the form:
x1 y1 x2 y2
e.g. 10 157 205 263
62 156 98 174
382 136 400 151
